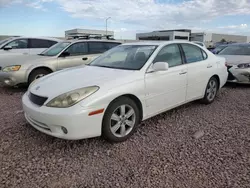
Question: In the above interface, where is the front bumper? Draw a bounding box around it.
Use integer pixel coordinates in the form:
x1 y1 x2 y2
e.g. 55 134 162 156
22 92 105 140
227 65 250 84
0 70 27 86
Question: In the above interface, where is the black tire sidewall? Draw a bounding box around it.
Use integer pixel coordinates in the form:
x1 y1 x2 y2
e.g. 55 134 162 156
28 69 50 85
102 97 140 143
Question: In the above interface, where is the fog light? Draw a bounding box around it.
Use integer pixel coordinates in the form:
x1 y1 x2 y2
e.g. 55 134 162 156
4 79 11 85
61 126 68 134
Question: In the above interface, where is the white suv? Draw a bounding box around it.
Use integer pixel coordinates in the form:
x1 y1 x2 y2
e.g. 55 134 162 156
0 37 62 56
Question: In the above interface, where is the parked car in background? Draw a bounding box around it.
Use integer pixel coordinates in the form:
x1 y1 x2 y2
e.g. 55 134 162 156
192 41 206 48
211 44 228 54
0 37 61 56
22 41 228 142
218 43 250 84
0 40 122 86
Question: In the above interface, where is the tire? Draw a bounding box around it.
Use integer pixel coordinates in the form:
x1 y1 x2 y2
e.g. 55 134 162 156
102 97 140 143
28 69 51 85
201 77 218 104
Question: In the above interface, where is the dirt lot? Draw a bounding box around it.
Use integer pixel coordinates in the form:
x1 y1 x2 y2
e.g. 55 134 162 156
0 84 249 188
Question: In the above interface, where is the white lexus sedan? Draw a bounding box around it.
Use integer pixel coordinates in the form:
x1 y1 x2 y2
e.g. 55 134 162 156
22 41 228 142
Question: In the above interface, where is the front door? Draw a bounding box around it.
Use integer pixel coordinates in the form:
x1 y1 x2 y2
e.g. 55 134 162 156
57 42 93 70
1 38 29 55
144 44 188 117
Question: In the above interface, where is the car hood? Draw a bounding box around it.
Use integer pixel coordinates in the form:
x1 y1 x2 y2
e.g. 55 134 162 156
29 65 138 98
0 54 53 68
217 55 250 65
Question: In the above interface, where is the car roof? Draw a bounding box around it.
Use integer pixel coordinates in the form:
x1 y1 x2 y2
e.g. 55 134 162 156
121 40 200 46
9 36 62 42
69 39 122 43
228 43 250 46
192 41 204 43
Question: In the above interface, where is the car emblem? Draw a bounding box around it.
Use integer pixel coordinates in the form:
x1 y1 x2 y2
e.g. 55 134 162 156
35 86 40 90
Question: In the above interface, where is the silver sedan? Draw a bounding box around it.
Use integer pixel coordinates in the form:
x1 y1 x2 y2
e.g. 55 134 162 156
218 43 250 84
0 40 121 86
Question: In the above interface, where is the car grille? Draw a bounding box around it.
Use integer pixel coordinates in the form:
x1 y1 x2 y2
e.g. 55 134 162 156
29 92 48 106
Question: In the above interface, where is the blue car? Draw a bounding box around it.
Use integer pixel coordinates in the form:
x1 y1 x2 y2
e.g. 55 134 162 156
212 44 229 54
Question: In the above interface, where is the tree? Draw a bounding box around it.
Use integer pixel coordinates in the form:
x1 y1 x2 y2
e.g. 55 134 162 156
220 38 226 43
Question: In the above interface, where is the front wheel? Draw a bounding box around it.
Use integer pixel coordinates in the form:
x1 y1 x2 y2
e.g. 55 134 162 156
201 77 218 104
102 97 140 143
28 69 51 85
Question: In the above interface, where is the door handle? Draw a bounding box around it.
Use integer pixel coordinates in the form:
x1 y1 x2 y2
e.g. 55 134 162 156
207 65 213 68
179 72 187 75
82 57 88 61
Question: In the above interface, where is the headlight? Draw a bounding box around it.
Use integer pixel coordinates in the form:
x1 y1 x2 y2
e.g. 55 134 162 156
2 65 21 72
46 86 99 108
237 63 250 69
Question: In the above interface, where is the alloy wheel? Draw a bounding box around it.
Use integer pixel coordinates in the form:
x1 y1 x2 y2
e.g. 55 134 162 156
110 104 136 138
35 74 45 80
206 79 217 101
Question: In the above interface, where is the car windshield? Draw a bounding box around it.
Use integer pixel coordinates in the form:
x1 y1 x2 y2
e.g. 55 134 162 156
39 42 71 56
89 45 158 70
214 45 227 51
219 45 250 56
0 38 13 46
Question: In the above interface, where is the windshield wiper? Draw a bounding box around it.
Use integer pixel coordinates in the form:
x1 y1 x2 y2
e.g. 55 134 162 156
93 65 114 69
37 54 45 56
92 65 135 70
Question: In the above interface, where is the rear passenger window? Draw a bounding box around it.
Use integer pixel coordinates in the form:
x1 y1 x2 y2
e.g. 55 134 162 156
88 42 106 54
153 44 183 67
103 42 120 50
30 39 55 48
48 40 57 47
202 50 208 59
181 44 204 63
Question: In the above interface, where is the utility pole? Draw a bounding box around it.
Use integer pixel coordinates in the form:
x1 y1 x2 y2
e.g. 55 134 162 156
106 17 111 37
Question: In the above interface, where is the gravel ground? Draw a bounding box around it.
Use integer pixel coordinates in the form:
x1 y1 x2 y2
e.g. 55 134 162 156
0 84 249 188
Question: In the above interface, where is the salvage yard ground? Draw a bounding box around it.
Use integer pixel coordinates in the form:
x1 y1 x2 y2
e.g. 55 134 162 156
0 84 249 188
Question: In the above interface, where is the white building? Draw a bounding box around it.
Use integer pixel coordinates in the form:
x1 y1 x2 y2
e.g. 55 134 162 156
191 32 250 47
65 28 114 39
136 29 191 41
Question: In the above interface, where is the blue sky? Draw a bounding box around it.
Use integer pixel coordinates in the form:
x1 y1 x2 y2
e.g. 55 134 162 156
0 0 250 39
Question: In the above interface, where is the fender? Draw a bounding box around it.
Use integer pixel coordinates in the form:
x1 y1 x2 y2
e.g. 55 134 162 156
25 64 56 81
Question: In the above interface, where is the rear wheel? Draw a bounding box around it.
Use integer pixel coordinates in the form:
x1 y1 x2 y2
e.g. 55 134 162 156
201 77 218 104
102 97 140 143
28 69 51 85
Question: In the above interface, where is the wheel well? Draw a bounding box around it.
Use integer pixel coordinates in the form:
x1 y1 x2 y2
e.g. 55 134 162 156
212 75 220 89
111 94 143 122
28 67 53 79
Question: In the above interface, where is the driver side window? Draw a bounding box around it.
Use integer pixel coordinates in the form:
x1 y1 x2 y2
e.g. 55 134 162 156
153 44 183 67
4 39 28 49
64 42 87 56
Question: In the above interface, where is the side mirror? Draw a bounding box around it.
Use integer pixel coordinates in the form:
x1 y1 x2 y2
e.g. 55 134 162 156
60 51 70 57
3 46 12 50
152 62 169 72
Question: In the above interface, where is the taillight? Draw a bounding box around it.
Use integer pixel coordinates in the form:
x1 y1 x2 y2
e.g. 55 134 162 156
225 62 228 67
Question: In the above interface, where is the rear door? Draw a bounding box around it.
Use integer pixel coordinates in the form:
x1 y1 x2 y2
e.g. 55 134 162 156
29 39 58 55
1 38 29 55
181 43 216 101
